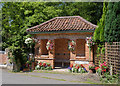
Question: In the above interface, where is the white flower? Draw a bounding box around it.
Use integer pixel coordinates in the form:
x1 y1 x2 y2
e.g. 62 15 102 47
72 68 74 72
25 38 33 44
33 38 38 42
36 65 40 68
78 68 81 72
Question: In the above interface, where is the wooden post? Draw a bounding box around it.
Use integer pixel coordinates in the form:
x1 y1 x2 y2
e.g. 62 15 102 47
110 65 113 75
89 46 91 61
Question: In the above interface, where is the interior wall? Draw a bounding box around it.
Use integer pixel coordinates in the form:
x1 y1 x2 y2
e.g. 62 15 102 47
55 38 70 60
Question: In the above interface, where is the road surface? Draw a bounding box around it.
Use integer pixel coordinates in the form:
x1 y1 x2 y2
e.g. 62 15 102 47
1 69 83 84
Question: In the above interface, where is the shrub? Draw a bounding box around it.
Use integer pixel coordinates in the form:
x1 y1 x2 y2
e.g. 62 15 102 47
101 72 119 84
95 61 118 84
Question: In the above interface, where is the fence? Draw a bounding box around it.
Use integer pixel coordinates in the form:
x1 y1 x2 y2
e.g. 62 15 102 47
94 42 120 74
105 42 120 74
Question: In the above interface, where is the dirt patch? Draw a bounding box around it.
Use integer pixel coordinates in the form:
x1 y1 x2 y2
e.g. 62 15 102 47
77 73 101 83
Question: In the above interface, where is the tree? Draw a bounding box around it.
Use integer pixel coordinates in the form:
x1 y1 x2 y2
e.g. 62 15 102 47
2 2 62 71
93 2 107 43
104 2 120 42
58 2 103 24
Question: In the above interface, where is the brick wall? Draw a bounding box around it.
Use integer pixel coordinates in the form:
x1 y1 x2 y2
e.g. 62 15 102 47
37 59 54 68
85 43 93 61
76 39 85 56
0 53 8 64
41 39 48 55
70 61 89 71
34 38 94 69
70 39 94 71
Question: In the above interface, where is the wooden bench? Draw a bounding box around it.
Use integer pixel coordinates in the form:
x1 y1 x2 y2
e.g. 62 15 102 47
54 59 70 67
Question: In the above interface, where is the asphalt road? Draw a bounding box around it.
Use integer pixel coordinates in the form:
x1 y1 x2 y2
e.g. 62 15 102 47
1 69 82 84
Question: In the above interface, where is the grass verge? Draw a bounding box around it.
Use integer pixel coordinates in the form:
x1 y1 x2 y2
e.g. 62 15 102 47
41 76 66 81
34 70 88 75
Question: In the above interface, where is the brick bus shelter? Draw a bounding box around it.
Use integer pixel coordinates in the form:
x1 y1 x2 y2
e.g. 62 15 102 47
27 16 97 70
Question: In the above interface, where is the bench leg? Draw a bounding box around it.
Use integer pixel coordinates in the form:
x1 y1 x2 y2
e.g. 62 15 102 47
62 62 64 67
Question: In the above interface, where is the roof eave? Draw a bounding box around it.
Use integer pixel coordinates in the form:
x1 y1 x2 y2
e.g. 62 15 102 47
27 30 95 34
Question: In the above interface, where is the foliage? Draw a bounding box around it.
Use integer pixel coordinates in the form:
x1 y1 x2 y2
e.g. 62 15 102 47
93 22 100 43
96 61 118 84
96 46 101 54
25 38 33 45
89 64 95 69
86 36 95 59
26 61 31 64
86 36 95 47
93 2 108 44
96 44 105 61
46 40 54 50
96 68 102 76
100 62 107 72
24 61 31 68
93 2 107 60
104 2 120 42
95 67 100 71
59 2 103 25
95 61 108 76
100 72 119 84
101 47 105 54
35 61 52 70
68 40 76 51
68 64 87 73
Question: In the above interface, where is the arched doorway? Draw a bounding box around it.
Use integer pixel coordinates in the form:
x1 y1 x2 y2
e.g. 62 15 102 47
54 38 70 68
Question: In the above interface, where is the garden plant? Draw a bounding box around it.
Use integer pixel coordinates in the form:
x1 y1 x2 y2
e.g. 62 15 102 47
95 61 119 84
68 64 87 73
35 61 52 70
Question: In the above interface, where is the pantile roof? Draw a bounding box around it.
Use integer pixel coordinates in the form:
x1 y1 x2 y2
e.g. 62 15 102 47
27 16 97 33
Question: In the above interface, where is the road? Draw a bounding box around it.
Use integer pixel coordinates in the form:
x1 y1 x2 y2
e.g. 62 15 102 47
1 69 101 85
1 69 82 84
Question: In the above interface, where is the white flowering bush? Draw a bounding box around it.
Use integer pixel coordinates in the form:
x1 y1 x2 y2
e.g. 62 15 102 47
25 38 33 45
32 38 40 43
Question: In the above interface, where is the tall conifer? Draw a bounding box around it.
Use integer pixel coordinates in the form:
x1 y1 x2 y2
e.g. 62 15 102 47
104 2 120 42
93 2 107 43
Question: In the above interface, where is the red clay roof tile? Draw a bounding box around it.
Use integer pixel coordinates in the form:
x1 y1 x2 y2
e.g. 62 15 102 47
27 16 97 33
